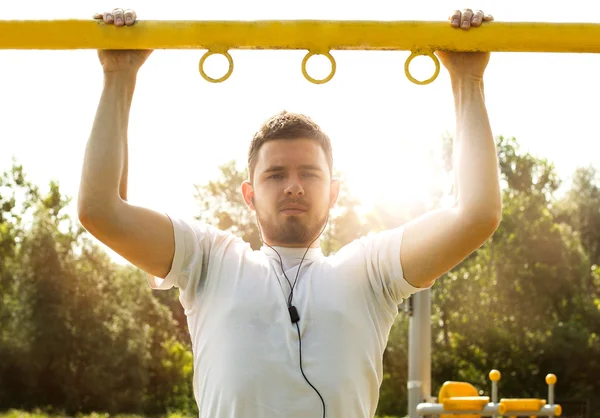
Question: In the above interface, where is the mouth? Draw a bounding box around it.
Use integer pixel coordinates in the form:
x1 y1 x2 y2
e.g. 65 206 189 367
281 209 307 215
280 204 308 215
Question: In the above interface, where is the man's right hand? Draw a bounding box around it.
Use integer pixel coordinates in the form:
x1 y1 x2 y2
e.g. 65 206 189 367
93 8 153 74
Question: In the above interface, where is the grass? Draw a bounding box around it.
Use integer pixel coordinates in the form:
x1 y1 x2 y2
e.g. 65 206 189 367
0 410 401 418
0 411 183 418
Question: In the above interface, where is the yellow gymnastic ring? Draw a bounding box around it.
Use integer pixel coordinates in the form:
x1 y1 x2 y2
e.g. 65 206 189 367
301 51 336 84
404 50 440 85
199 50 234 83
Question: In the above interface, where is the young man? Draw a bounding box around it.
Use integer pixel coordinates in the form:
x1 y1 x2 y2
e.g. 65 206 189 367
79 8 500 418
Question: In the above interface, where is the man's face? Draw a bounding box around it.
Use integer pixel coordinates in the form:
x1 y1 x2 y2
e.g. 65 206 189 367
244 138 339 248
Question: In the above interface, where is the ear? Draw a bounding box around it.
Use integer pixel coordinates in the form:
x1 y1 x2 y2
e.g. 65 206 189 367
241 180 255 210
329 177 341 209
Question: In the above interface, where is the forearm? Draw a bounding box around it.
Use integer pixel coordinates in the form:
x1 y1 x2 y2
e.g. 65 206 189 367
78 72 136 217
452 76 501 220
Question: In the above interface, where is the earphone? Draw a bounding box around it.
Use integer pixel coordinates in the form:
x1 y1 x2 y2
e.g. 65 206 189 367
253 195 328 418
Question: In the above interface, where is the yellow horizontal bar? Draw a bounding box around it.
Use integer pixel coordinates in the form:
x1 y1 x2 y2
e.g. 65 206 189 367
501 399 546 412
443 396 490 411
2 20 600 53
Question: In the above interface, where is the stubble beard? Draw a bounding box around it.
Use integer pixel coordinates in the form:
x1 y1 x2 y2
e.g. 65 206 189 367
257 208 328 246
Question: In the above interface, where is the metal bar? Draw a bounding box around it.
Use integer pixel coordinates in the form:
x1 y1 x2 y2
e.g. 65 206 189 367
422 290 431 407
2 20 600 52
416 403 562 416
417 403 503 415
408 289 432 418
491 380 499 418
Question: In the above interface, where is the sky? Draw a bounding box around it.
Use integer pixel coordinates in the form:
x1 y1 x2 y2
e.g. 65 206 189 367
2 0 600 264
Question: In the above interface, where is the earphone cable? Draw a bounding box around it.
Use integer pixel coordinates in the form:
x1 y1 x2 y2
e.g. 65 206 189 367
255 211 329 418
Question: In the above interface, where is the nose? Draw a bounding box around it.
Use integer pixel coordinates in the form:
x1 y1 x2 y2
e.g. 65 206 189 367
284 182 305 199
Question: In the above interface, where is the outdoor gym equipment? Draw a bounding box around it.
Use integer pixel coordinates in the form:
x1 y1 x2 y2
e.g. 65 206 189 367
1 19 600 84
407 290 564 418
416 370 561 417
1 15 595 417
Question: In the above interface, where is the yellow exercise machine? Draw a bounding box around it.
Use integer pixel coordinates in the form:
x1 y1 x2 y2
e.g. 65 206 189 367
416 370 561 417
407 289 564 418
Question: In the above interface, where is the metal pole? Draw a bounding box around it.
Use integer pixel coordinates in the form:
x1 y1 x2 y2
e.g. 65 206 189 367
408 288 432 418
2 20 600 53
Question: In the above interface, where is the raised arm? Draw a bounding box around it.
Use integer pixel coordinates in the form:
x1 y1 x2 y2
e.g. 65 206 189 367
400 9 502 288
78 8 175 279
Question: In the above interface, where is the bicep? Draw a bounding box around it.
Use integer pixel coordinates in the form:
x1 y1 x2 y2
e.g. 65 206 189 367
79 201 175 279
401 208 498 287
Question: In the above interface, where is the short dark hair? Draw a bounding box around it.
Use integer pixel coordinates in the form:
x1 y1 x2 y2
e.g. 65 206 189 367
248 110 333 182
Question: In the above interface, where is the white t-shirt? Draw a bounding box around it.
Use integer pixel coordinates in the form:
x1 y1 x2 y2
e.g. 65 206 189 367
147 214 428 418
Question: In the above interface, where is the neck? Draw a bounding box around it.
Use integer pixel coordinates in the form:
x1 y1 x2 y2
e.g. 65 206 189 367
263 239 321 249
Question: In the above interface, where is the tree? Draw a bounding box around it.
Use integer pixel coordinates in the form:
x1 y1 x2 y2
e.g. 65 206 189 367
193 161 261 249
429 136 599 413
0 160 194 415
555 166 600 264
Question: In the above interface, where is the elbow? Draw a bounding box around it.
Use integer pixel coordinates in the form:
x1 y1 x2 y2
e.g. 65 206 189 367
77 193 122 224
77 205 100 232
484 214 501 241
78 210 96 229
77 198 99 226
486 199 503 232
458 202 502 241
77 204 115 240
480 206 502 230
460 195 502 234
77 199 118 230
466 210 502 241
77 201 92 225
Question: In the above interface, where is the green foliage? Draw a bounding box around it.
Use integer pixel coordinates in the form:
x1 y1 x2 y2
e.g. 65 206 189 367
0 161 194 415
555 165 600 263
193 161 261 249
0 412 152 418
157 339 195 415
376 136 599 418
434 136 598 416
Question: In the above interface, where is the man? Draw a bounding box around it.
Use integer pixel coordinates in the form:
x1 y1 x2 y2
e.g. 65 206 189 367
79 8 500 418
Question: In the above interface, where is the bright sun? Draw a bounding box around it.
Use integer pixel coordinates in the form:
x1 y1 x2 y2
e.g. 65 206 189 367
339 144 452 217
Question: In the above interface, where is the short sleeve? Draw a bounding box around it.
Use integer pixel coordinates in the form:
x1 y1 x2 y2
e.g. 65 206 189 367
358 226 432 307
145 213 231 312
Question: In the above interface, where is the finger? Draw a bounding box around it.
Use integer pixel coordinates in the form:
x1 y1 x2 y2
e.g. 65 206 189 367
483 14 494 21
449 9 461 28
471 10 485 27
103 11 114 24
124 9 136 26
112 8 125 27
461 8 474 29
92 13 103 20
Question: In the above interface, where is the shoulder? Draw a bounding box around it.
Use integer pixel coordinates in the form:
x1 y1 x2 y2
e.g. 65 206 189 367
332 227 403 252
169 215 252 258
324 235 368 267
326 227 405 266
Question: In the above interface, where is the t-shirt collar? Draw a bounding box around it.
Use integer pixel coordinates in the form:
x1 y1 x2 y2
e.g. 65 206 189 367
260 244 324 261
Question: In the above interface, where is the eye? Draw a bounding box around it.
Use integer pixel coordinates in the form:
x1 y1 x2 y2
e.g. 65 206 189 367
302 172 318 178
268 174 283 179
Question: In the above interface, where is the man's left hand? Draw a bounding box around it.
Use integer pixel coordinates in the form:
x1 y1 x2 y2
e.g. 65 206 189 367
436 9 494 81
